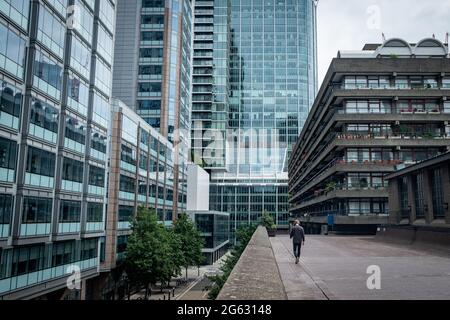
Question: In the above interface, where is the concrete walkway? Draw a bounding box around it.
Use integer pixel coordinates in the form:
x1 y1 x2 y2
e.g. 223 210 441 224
271 235 450 300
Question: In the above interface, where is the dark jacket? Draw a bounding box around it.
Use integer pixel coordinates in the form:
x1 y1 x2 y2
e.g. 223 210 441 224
290 225 305 244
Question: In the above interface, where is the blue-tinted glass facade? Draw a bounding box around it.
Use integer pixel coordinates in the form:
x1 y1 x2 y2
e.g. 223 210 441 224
208 0 317 234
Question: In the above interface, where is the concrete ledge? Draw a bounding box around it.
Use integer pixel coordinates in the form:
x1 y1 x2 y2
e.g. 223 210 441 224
217 226 287 300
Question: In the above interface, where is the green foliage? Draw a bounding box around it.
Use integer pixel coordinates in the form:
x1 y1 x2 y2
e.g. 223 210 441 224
173 213 205 278
207 225 257 300
124 207 187 294
260 211 276 229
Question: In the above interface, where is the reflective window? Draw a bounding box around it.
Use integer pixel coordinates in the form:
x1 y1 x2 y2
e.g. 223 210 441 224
0 23 26 79
33 50 62 100
91 129 107 154
52 240 76 266
67 74 89 116
26 147 56 177
0 80 22 129
87 203 103 222
92 92 110 128
0 0 30 30
95 58 112 95
120 175 136 193
62 157 84 183
0 137 17 173
22 197 52 223
96 25 113 64
37 4 65 58
10 245 46 277
118 205 133 222
70 36 91 79
59 201 81 223
0 194 12 225
65 117 86 145
74 0 93 43
122 115 138 143
89 166 105 187
30 98 59 135
99 0 115 33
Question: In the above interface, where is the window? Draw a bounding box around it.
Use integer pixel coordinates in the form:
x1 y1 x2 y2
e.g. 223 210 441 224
139 152 148 171
33 50 62 99
92 92 110 128
30 98 59 133
95 58 112 95
37 4 65 58
0 0 30 30
74 0 94 43
89 166 105 187
118 205 133 222
97 25 113 64
52 241 75 267
91 129 107 154
444 102 450 114
59 201 81 223
120 175 136 193
81 239 98 260
87 203 103 222
26 147 55 177
0 137 17 171
0 80 23 128
11 245 46 276
70 36 91 79
22 197 52 223
121 145 136 165
62 158 84 183
0 23 26 79
67 74 89 116
65 117 86 144
0 194 13 225
99 0 115 33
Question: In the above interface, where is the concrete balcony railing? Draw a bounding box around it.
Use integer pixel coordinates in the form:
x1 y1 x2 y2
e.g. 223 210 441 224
292 188 389 211
217 226 286 300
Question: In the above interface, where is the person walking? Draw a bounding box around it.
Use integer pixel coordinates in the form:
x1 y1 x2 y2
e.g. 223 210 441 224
290 220 305 264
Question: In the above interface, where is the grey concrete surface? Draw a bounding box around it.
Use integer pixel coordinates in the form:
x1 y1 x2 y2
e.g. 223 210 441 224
271 235 450 300
217 227 287 300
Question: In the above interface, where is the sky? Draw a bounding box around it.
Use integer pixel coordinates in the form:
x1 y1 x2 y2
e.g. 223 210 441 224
316 0 450 86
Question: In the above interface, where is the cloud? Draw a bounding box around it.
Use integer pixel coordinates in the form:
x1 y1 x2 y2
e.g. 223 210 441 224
317 0 450 86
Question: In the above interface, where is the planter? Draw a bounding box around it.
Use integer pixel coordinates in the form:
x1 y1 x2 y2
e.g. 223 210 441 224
267 228 277 237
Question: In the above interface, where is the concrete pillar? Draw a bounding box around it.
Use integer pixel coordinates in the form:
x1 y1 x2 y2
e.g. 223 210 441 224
388 179 400 224
422 169 434 224
406 175 416 223
442 163 450 224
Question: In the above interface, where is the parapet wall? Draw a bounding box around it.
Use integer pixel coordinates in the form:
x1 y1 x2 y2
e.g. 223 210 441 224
217 226 287 300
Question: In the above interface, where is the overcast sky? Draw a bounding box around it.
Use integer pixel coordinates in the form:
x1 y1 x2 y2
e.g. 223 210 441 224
317 0 450 86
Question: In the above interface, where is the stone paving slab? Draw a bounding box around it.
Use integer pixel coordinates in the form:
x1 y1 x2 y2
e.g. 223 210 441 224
272 235 450 300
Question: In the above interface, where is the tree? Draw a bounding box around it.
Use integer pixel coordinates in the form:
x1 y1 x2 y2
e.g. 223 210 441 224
124 206 173 298
260 211 276 229
173 213 204 279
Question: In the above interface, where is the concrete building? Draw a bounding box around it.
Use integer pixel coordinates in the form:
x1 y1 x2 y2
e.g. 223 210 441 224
207 0 318 236
289 38 450 234
386 151 450 227
112 0 193 217
0 0 116 299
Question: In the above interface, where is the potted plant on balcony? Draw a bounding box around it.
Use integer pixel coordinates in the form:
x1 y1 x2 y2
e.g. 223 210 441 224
261 211 277 237
325 181 337 194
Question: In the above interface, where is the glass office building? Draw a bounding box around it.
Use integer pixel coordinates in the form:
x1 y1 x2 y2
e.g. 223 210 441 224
0 0 116 299
207 0 318 233
112 0 194 216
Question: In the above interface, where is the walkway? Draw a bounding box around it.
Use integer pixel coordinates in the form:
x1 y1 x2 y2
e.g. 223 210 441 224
271 235 450 300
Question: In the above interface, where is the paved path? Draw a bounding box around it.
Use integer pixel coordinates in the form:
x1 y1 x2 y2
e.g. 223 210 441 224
271 235 450 300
